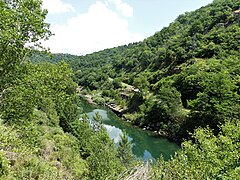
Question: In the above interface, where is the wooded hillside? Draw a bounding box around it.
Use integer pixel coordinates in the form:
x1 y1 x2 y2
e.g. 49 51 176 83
1 0 239 179
33 0 240 141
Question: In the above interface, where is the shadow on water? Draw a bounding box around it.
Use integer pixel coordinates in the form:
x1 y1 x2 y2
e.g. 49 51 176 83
80 99 180 161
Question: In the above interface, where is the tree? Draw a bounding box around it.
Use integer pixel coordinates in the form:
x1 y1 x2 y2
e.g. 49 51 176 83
0 0 51 95
117 131 134 167
70 117 124 179
0 62 79 133
133 74 150 91
112 78 122 89
92 112 103 131
151 120 240 179
175 58 240 136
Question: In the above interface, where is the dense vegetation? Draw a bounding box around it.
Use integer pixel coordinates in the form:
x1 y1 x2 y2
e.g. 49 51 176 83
150 119 240 179
33 0 240 141
0 0 132 179
1 0 240 179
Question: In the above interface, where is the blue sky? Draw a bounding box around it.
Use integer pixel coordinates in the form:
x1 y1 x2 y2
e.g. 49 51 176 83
42 0 213 55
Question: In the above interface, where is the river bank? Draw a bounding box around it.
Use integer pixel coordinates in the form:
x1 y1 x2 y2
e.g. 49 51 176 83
79 98 180 161
78 93 180 143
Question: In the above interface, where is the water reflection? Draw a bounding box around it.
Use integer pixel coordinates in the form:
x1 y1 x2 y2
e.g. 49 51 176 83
104 124 123 144
85 108 180 161
143 150 153 160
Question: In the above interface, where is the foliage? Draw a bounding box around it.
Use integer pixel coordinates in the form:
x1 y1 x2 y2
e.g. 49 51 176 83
0 61 79 132
0 0 51 94
117 131 134 167
38 0 240 141
70 117 124 179
175 58 240 138
0 60 125 179
0 150 9 177
0 115 88 179
150 119 240 179
2 0 240 179
0 1 126 179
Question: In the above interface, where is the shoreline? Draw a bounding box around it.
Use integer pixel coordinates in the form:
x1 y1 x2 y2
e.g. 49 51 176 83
78 94 181 144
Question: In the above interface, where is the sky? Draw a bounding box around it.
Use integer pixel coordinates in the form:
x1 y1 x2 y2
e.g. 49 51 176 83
42 0 213 55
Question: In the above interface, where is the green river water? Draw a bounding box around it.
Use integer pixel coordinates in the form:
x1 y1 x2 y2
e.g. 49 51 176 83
80 100 180 161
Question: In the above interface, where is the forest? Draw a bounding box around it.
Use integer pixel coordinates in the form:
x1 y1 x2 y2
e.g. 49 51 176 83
1 0 240 179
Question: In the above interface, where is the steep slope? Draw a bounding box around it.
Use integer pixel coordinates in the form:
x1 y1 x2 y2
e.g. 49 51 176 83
11 0 239 179
0 62 126 179
1 1 128 178
74 0 240 140
32 0 240 141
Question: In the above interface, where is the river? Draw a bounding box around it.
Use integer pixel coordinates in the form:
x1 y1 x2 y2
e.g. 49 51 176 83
80 100 180 161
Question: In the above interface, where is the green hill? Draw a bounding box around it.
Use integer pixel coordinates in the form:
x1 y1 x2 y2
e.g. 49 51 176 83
2 0 240 179
32 0 240 141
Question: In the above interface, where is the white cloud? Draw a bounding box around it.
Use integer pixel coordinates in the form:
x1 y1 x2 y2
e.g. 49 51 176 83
108 0 133 17
43 1 143 55
42 0 75 14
